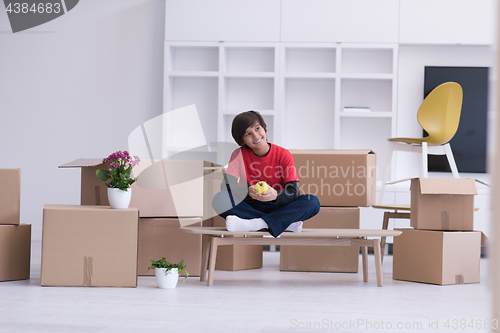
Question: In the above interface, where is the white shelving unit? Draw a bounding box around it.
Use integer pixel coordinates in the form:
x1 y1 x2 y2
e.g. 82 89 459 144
164 42 398 169
281 43 398 172
164 42 281 146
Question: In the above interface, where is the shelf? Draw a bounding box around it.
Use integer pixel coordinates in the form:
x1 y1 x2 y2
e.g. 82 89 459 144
285 78 335 149
285 47 336 73
169 46 219 72
339 73 393 80
225 47 275 72
341 48 393 74
223 72 275 78
340 79 393 112
283 73 336 79
167 71 219 77
339 111 393 118
221 109 275 116
225 77 274 110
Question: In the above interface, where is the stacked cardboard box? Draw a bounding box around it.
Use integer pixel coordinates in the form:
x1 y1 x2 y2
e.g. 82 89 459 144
393 178 481 285
0 169 31 282
41 205 139 287
279 150 377 273
60 159 263 275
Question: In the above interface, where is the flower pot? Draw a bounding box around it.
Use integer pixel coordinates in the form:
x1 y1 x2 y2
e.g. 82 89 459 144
107 188 132 209
155 267 179 289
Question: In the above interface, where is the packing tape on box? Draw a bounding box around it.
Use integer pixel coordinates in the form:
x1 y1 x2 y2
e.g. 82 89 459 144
83 257 93 287
441 211 450 230
455 274 464 285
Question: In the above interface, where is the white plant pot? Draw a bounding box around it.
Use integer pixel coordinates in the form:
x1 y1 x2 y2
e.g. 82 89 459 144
107 188 132 209
155 267 179 289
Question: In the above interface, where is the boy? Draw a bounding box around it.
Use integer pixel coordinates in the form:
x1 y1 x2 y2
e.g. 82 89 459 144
212 110 320 237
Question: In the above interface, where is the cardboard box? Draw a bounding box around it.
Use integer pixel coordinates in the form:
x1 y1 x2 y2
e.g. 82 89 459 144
280 207 359 273
0 169 21 225
410 178 477 231
41 205 139 287
290 150 376 207
393 228 481 285
211 215 263 271
0 224 31 281
60 159 219 218
137 217 202 276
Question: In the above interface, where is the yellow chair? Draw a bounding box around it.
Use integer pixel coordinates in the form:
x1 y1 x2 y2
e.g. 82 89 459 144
378 82 463 205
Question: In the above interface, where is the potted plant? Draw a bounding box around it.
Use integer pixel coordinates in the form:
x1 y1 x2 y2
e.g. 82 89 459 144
95 150 140 209
149 258 189 289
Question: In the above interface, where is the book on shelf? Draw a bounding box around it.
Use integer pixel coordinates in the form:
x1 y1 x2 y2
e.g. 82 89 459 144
343 107 371 112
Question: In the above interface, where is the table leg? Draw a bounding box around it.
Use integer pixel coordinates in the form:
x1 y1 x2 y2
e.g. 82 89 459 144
200 234 210 282
381 212 390 263
372 239 383 287
207 236 219 286
361 246 368 283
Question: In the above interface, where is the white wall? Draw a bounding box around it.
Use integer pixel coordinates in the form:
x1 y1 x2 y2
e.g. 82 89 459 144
0 0 165 240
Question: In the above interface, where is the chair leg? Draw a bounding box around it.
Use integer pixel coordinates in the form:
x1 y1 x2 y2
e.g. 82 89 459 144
421 142 428 178
378 142 395 205
444 143 460 178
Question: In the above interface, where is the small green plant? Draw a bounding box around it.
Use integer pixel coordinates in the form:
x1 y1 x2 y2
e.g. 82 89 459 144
149 258 189 282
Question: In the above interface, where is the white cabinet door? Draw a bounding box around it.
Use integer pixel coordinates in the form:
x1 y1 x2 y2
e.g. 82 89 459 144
399 0 496 45
165 0 281 42
281 0 399 43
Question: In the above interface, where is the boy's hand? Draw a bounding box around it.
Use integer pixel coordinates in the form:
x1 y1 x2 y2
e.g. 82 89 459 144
249 185 277 202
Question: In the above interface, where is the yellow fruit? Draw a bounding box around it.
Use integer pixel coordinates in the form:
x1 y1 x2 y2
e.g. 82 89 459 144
254 181 269 194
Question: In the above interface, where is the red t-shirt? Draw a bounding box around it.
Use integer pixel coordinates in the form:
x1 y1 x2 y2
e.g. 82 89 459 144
225 143 299 192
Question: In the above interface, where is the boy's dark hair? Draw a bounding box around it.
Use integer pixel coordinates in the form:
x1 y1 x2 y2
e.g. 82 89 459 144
231 111 267 147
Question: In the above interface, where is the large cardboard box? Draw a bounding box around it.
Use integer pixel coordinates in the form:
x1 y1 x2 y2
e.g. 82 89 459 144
280 207 359 273
410 178 477 231
290 150 376 207
41 205 139 287
138 217 202 276
0 224 31 281
211 215 263 271
60 159 218 218
393 228 481 285
0 169 21 225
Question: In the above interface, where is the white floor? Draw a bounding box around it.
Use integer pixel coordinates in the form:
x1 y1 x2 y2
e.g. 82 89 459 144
0 241 491 333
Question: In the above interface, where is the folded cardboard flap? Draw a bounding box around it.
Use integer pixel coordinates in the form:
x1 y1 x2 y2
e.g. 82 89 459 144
481 231 489 246
59 158 103 168
418 178 477 195
0 168 21 225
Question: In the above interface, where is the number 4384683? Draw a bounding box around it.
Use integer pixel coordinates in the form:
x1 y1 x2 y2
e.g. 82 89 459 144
444 319 498 330
5 2 61 14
